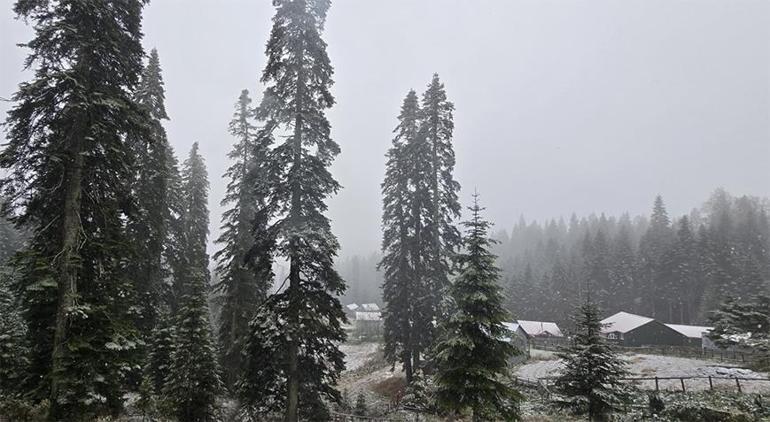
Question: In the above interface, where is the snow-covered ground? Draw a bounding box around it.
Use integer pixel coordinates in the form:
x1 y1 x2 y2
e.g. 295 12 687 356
340 342 381 372
516 350 770 393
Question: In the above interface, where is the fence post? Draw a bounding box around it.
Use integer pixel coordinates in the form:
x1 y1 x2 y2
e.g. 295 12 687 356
708 376 713 391
735 378 742 394
680 378 686 393
655 377 659 392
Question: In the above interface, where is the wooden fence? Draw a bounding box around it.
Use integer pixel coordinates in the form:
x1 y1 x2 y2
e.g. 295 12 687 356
529 375 770 395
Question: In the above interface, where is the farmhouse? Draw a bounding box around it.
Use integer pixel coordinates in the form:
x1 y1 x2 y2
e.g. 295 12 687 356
665 323 713 348
601 311 686 347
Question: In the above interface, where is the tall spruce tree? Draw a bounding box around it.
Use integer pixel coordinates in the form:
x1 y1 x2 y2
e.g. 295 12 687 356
434 193 521 421
239 1 346 420
214 90 274 390
380 90 420 382
555 298 630 420
418 74 462 358
0 1 147 418
638 195 675 319
164 143 223 422
127 48 173 340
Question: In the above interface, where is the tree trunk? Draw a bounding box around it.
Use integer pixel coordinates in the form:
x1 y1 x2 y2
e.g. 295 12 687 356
50 121 86 418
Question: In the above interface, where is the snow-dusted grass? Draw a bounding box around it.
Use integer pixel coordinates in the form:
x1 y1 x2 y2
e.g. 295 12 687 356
516 349 770 393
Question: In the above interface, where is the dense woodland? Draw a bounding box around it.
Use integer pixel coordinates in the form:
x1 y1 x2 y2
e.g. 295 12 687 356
343 188 770 330
0 0 768 421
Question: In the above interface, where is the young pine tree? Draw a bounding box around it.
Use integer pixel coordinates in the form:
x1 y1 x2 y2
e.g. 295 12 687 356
164 143 223 422
239 1 346 421
214 89 274 390
434 193 520 421
1 0 147 418
555 298 630 420
145 306 175 394
380 90 420 382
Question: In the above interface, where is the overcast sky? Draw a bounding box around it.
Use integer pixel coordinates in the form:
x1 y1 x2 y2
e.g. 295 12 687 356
2 0 769 257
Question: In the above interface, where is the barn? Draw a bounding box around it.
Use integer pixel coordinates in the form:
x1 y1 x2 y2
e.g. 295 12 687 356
601 311 686 347
353 303 382 339
517 320 564 338
665 323 713 348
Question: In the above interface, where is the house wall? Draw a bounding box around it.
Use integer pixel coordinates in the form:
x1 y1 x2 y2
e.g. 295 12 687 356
623 321 687 347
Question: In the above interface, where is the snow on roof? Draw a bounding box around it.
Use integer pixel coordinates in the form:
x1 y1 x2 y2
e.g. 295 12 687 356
601 311 654 334
517 320 563 337
355 311 382 321
665 324 713 339
361 303 380 312
346 304 359 311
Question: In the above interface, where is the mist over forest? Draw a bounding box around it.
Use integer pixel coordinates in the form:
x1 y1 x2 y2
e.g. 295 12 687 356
0 1 768 421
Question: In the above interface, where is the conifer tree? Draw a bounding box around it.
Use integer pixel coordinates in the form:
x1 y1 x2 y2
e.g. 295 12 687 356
708 294 770 369
671 217 700 323
638 195 675 319
380 90 420 382
0 0 147 417
239 1 346 420
434 193 521 421
0 271 28 398
146 306 175 394
555 298 630 420
214 89 274 390
418 74 461 356
354 391 367 417
164 143 223 422
127 48 173 339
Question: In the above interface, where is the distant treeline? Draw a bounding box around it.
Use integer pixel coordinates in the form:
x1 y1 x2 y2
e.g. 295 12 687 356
496 188 769 328
338 188 770 328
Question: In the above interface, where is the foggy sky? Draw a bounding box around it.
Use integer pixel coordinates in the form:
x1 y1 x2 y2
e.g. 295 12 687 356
1 0 769 258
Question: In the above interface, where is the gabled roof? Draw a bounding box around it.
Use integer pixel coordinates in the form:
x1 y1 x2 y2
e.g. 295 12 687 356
361 303 380 312
665 324 713 339
346 303 359 311
517 320 563 337
601 312 654 334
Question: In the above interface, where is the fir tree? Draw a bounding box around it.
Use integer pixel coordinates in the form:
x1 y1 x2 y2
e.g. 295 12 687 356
164 143 223 422
638 195 676 319
417 74 462 362
380 90 420 382
708 294 770 369
145 307 175 394
0 270 28 398
555 298 630 420
127 48 173 340
434 193 521 421
239 1 346 419
1 1 147 418
214 89 274 390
